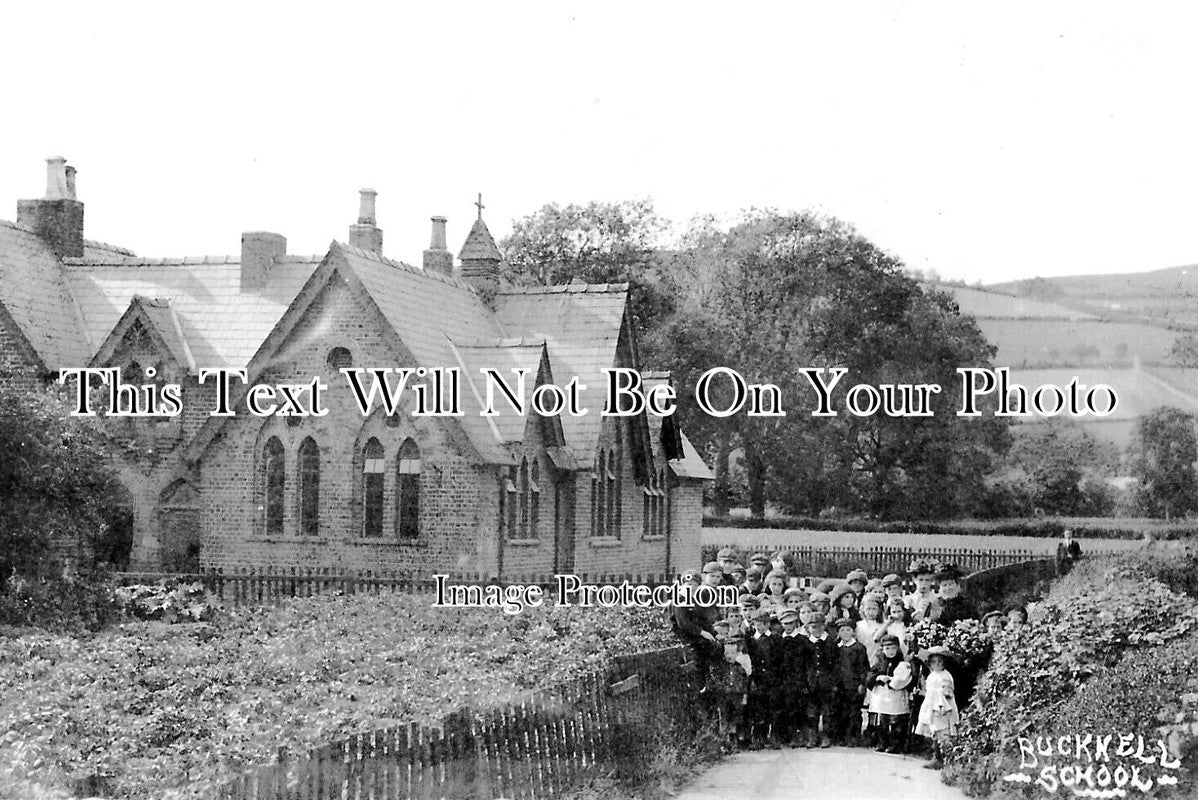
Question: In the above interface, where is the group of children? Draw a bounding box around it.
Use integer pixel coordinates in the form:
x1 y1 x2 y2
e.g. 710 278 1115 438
672 549 1030 768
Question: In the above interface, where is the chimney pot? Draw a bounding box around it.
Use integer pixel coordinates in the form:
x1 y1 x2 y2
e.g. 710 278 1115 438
430 216 448 250
45 157 69 200
357 189 377 225
422 215 453 275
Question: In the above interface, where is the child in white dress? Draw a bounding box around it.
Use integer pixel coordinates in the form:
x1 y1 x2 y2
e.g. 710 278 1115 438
915 646 960 769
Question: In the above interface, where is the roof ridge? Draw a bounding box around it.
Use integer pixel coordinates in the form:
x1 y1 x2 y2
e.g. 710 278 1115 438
62 254 325 266
84 239 136 256
334 240 480 293
454 336 547 348
496 281 630 295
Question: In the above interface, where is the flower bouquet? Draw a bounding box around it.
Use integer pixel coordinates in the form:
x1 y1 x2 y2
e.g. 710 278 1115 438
906 557 942 576
909 618 949 651
943 618 990 659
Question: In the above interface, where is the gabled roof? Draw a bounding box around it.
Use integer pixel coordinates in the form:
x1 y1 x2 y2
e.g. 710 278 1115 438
458 216 503 262
63 254 321 369
641 372 713 481
494 283 629 463
90 295 196 374
451 339 547 445
0 220 91 370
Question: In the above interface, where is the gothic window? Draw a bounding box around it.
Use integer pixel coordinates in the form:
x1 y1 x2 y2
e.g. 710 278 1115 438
263 437 285 537
327 347 353 370
594 449 606 537
505 465 518 537
518 457 529 538
660 468 670 536
605 450 617 538
530 460 541 540
613 427 623 535
396 438 421 540
298 437 320 537
362 438 384 537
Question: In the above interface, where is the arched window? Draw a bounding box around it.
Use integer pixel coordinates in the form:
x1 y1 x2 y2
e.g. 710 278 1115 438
595 449 607 537
613 427 623 536
506 465 518 536
530 460 541 540
643 469 653 538
518 457 529 538
263 437 285 537
396 438 421 540
362 438 384 537
659 468 669 536
605 451 616 538
298 437 320 536
327 347 353 370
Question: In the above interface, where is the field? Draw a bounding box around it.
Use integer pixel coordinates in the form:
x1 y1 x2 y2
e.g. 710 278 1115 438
989 264 1198 327
702 526 1145 554
941 285 1094 320
972 318 1178 368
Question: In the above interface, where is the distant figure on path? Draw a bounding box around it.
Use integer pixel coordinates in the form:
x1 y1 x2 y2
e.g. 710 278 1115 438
1056 529 1083 576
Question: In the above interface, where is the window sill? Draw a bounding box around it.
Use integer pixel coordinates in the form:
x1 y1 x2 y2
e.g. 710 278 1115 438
589 537 622 548
248 537 329 545
641 535 666 542
350 538 427 548
506 538 542 547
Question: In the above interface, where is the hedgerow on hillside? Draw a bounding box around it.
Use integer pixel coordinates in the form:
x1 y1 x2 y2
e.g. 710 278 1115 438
943 551 1198 798
0 593 674 800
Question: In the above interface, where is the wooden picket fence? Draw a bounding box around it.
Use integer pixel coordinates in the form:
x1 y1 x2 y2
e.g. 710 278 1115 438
210 646 700 800
113 567 675 607
700 543 1045 578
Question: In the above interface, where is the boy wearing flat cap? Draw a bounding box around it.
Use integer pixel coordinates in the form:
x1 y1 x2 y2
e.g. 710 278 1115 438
832 618 869 746
710 631 752 749
777 607 811 746
745 609 783 749
803 613 838 748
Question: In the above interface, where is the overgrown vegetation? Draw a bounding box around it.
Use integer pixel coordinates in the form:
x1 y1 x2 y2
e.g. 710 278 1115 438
703 514 1197 540
0 593 676 799
943 549 1198 797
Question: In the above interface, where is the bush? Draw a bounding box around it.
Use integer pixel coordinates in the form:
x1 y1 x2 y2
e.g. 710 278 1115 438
112 581 218 624
0 569 123 632
944 554 1198 797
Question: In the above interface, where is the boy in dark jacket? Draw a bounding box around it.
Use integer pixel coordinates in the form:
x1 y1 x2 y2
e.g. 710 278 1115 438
804 614 839 748
744 609 782 748
832 618 870 745
777 607 810 746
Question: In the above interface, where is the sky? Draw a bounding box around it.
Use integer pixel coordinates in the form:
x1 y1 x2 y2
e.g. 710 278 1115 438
1 2 1196 285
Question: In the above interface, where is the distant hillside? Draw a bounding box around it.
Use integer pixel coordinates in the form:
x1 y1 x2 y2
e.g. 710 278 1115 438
933 269 1198 451
987 265 1198 328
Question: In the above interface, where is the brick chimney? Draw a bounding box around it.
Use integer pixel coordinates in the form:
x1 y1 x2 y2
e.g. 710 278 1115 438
348 189 383 253
241 231 287 291
16 157 85 258
422 216 453 275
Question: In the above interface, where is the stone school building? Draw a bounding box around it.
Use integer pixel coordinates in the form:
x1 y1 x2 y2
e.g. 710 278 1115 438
0 158 711 580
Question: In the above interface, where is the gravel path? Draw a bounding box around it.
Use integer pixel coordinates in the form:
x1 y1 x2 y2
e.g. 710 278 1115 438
674 746 970 800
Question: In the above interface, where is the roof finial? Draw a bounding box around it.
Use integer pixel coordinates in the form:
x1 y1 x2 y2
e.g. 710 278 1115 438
475 192 485 220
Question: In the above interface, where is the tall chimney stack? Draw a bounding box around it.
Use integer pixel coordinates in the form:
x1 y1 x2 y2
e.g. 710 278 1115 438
422 216 453 275
16 156 85 258
348 189 383 253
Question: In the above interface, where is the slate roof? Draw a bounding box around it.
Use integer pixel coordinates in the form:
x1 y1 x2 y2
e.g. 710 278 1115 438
451 340 547 444
493 283 629 464
0 221 91 369
641 373 714 480
63 255 321 369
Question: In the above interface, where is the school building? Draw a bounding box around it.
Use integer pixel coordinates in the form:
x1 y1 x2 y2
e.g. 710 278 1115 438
0 157 711 580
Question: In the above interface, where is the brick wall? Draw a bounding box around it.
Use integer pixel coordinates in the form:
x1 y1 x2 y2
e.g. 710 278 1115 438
196 277 498 575
0 305 45 392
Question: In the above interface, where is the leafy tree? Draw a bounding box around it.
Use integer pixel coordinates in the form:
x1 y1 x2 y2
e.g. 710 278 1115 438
985 419 1119 517
668 210 1008 519
500 200 677 340
1168 333 1198 368
0 387 127 583
1128 406 1198 518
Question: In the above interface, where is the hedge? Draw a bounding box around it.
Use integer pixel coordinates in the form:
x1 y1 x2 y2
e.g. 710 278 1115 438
703 515 1198 540
943 551 1198 797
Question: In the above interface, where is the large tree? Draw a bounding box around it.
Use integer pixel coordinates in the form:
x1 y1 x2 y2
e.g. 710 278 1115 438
664 210 1009 519
500 200 678 342
1128 406 1198 518
0 388 127 582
